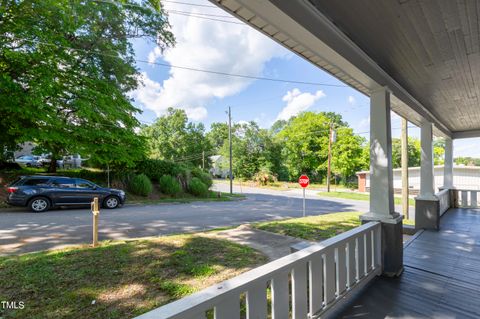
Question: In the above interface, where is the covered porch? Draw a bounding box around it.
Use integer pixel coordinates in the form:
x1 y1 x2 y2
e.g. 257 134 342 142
134 0 480 318
338 207 480 318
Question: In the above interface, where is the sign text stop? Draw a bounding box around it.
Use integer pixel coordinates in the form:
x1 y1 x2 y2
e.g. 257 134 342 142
298 174 309 217
298 175 309 188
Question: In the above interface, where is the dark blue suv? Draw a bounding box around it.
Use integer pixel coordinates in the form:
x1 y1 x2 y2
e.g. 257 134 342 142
6 176 126 212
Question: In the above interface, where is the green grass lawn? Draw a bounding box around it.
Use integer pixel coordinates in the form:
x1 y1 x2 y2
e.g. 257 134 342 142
254 212 414 241
317 191 416 207
0 235 266 319
126 191 245 205
214 179 351 191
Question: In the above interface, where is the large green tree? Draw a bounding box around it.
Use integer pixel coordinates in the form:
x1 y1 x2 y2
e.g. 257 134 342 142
391 137 421 168
214 121 284 179
206 122 229 151
277 111 363 182
390 137 445 168
0 0 174 170
141 108 212 167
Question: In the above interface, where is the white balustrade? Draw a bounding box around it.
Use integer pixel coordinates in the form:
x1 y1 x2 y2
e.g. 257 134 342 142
455 189 480 208
134 222 382 319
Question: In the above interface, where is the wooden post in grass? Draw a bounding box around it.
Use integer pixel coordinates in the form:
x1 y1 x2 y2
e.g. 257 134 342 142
91 197 100 247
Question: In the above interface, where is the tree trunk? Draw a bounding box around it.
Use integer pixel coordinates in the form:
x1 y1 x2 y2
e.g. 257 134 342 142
48 155 57 173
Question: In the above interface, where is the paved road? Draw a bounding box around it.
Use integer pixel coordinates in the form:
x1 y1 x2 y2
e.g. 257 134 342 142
0 183 372 255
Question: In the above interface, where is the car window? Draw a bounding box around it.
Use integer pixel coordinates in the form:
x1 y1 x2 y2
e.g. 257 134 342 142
8 177 23 186
75 179 95 189
23 178 50 186
51 178 75 188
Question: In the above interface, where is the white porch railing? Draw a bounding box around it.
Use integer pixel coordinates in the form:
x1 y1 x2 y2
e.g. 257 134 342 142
454 189 480 208
134 222 382 319
437 189 450 216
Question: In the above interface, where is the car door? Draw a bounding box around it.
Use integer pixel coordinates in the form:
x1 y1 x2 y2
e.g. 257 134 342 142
74 179 99 204
49 178 78 205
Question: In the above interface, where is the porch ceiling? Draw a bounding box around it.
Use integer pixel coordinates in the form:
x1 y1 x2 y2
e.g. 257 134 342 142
310 0 480 136
211 0 480 139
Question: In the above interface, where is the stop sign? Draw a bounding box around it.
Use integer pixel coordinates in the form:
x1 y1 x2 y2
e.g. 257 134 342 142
298 175 309 188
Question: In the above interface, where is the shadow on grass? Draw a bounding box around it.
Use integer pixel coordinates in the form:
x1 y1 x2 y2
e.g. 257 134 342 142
254 212 363 241
0 236 266 319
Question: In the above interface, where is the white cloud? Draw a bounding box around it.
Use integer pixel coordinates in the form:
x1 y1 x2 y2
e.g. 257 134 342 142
147 47 162 64
347 95 356 105
133 72 208 120
354 116 370 133
276 88 326 121
132 2 288 120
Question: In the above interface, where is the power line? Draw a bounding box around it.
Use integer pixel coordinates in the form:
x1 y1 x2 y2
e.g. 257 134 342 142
167 11 245 25
162 0 218 8
92 0 219 9
145 59 347 87
91 0 243 24
167 9 235 19
1 36 348 88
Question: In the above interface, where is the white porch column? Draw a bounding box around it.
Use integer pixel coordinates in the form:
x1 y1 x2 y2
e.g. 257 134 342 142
443 137 453 188
415 120 441 231
419 120 435 198
365 87 396 218
361 87 403 277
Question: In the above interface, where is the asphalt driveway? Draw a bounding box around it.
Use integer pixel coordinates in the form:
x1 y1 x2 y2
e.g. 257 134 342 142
0 184 370 255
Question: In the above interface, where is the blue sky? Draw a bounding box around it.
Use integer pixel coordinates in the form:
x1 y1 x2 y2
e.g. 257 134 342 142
129 0 478 158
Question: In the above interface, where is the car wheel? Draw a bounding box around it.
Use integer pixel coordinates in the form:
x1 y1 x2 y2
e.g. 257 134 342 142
103 196 120 209
29 197 50 213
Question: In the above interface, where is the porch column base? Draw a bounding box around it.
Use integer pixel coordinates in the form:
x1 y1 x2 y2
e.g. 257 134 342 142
360 213 404 277
415 197 440 231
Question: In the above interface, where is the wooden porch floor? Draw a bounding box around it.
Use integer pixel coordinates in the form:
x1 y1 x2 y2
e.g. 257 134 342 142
338 208 480 318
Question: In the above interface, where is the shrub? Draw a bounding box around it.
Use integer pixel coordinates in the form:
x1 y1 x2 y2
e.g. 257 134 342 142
176 166 192 191
188 177 208 197
253 168 277 186
136 159 182 182
158 175 182 196
128 174 153 196
191 167 213 188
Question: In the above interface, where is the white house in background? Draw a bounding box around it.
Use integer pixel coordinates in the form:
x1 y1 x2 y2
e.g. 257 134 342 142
357 165 480 193
209 155 229 178
13 142 36 158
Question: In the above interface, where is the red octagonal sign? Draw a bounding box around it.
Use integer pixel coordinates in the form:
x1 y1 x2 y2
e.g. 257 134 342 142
298 175 309 188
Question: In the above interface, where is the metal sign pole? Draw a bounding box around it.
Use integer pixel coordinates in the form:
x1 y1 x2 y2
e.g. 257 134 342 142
303 187 306 217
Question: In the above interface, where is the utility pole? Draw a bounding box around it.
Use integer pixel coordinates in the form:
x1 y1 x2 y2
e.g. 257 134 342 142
327 122 334 192
401 118 409 219
202 150 205 170
228 106 233 195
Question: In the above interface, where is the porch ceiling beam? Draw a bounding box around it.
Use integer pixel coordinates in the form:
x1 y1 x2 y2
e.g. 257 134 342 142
211 0 452 138
452 130 480 139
